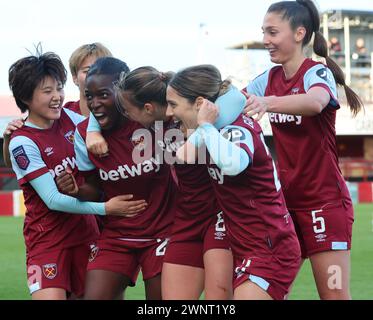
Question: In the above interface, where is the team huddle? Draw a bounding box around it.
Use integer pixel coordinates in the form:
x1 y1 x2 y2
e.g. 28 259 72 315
2 0 362 300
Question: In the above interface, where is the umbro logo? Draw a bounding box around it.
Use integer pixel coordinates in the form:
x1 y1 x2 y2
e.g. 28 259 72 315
44 147 54 156
291 87 300 94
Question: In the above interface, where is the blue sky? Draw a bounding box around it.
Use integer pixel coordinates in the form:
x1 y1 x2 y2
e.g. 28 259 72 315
0 0 371 96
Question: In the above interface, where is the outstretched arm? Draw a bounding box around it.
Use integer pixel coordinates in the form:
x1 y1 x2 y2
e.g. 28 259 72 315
31 173 147 216
244 87 331 120
30 173 106 215
244 64 339 120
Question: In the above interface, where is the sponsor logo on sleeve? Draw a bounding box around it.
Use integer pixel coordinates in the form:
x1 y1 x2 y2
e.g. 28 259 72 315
222 128 246 143
316 67 333 85
316 68 328 80
12 145 30 170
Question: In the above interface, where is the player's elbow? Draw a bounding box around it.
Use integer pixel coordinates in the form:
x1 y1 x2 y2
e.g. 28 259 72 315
222 166 243 176
42 192 63 212
313 101 324 114
306 90 329 115
44 199 60 212
221 157 249 176
304 100 324 115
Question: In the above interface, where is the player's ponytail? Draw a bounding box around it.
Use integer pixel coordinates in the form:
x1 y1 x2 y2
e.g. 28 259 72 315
268 0 364 116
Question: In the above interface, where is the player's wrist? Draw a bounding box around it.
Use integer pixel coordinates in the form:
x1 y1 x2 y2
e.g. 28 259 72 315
72 187 81 198
264 96 275 113
3 133 10 140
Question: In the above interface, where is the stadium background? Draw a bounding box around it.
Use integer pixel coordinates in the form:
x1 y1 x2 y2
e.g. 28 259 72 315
1 8 373 299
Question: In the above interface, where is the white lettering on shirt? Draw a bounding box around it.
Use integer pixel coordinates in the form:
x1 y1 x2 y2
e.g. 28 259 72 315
99 155 161 181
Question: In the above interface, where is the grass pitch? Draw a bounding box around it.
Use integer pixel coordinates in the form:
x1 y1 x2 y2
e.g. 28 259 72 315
0 204 372 300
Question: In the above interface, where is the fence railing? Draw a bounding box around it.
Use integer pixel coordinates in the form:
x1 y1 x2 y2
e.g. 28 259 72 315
339 158 373 181
0 167 15 189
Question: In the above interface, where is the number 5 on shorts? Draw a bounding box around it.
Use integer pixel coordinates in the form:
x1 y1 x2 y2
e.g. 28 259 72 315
311 209 325 234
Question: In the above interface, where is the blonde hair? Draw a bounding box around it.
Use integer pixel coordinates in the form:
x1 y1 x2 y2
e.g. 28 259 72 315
68 42 112 77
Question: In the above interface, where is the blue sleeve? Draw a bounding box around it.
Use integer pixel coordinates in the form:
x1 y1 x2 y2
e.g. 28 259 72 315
30 173 105 215
189 86 247 144
9 136 47 181
188 129 204 147
245 70 270 97
214 86 246 129
87 112 101 132
303 64 339 108
74 129 95 172
220 125 255 157
190 123 250 176
63 108 86 126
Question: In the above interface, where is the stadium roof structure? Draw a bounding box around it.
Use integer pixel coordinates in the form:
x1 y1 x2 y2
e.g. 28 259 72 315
321 9 373 31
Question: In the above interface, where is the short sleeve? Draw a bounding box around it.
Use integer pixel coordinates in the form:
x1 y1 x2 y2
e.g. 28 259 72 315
303 64 339 108
220 125 255 161
9 136 49 185
87 112 101 132
245 70 270 97
74 128 95 172
63 107 86 126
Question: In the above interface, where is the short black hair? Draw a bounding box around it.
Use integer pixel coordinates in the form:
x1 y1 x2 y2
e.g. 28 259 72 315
9 52 67 113
87 57 130 82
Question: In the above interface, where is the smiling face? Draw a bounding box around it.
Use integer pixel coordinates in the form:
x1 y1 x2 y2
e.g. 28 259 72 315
262 12 303 65
27 76 65 128
165 86 199 132
85 74 119 131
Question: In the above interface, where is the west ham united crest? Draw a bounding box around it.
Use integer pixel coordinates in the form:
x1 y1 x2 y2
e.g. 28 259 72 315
42 263 57 279
64 130 75 144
